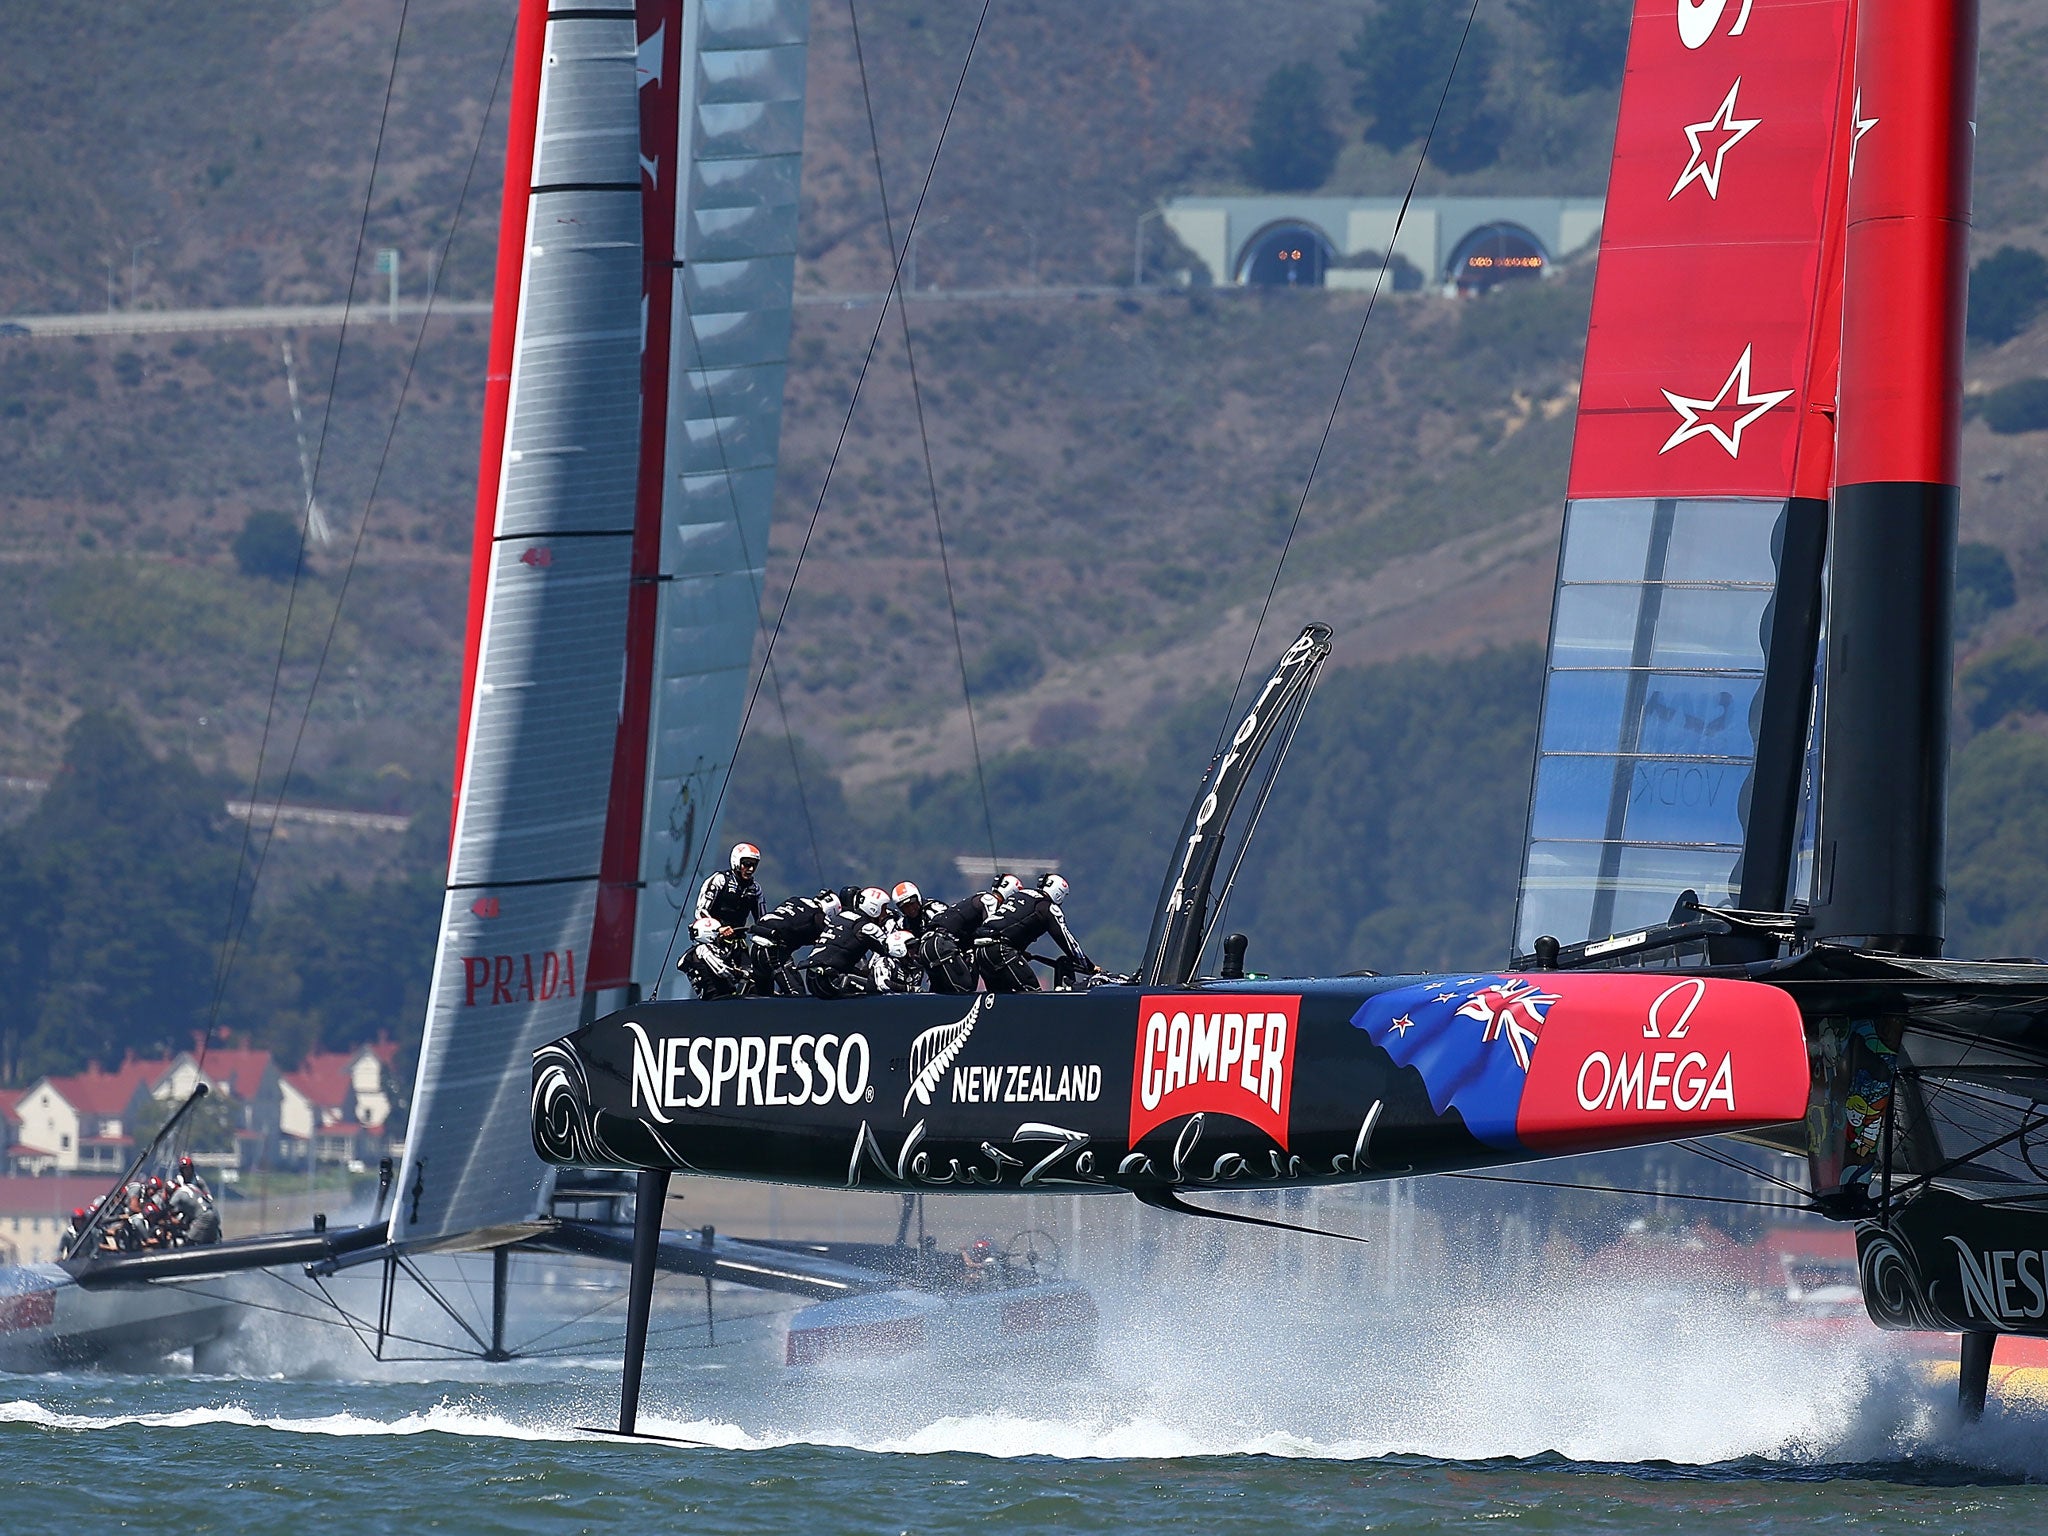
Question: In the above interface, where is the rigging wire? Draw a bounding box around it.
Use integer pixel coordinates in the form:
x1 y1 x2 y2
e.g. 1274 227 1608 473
653 0 999 989
770 657 830 888
1676 1137 1814 1199
1206 0 1487 764
205 0 418 1051
201 9 517 1045
848 0 1002 871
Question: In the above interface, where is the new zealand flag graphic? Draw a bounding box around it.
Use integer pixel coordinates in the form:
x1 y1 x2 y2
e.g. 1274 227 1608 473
1351 976 1562 1150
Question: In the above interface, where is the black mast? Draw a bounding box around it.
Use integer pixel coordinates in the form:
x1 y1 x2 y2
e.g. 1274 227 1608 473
1808 0 1977 957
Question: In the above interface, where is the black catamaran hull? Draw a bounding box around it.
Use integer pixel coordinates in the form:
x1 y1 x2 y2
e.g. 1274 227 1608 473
534 974 1810 1197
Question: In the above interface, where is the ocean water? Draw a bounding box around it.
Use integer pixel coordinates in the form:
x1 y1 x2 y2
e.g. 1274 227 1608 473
7 1249 2046 1534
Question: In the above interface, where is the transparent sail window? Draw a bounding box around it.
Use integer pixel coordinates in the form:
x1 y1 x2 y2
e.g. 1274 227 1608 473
1520 840 1744 951
1516 497 1790 954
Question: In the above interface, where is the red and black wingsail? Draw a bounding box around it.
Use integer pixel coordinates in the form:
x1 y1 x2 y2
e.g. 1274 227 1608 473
1516 0 1857 955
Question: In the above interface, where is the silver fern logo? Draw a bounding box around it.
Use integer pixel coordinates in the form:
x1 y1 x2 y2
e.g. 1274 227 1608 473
904 997 986 1113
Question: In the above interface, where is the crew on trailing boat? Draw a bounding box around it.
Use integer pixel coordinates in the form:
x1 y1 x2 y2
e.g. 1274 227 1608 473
696 842 765 934
167 1156 221 1245
173 1156 212 1202
800 888 906 998
59 1204 93 1259
109 1199 168 1252
961 1235 1000 1286
976 873 1099 992
679 915 753 1000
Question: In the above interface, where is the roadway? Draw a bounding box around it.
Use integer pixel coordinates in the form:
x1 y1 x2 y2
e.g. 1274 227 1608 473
1 282 1171 339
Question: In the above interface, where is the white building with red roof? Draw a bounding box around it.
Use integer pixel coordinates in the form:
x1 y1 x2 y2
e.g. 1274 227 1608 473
280 1044 401 1169
148 1048 284 1177
4 1040 406 1182
10 1059 170 1176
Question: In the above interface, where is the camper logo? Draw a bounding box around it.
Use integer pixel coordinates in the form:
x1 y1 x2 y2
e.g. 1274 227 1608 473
1129 995 1298 1149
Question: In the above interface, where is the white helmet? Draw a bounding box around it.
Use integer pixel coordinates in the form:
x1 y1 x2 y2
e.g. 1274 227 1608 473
691 915 723 944
891 880 921 907
730 842 761 873
1040 873 1070 905
885 930 911 959
856 887 888 921
817 890 843 919
994 873 1023 899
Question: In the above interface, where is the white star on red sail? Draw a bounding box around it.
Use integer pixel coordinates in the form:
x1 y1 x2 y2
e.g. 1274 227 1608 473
1849 88 1877 175
1658 345 1794 457
1670 79 1761 200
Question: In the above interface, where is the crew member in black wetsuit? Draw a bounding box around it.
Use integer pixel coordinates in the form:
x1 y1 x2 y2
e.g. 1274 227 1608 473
745 889 841 994
801 888 904 998
976 873 1099 992
924 882 1002 994
678 915 753 999
877 882 932 993
697 843 766 935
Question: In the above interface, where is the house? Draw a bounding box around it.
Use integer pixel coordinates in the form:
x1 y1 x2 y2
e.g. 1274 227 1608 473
140 1048 284 1178
281 1044 401 1169
0 1176 114 1264
11 1059 170 1176
4 1040 407 1181
0 1089 37 1178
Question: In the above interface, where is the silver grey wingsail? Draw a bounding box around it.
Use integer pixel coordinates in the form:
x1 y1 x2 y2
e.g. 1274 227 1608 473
392 0 808 1249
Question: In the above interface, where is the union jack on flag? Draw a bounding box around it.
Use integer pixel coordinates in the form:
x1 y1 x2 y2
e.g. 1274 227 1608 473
1453 980 1560 1072
1350 972 1568 1151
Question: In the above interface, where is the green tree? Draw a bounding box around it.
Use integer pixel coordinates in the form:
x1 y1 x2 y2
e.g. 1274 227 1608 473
233 509 304 581
0 841 50 1085
1967 245 2048 345
10 711 243 1078
1343 0 1501 172
1243 63 1341 192
1958 636 2048 731
251 869 440 1056
1954 541 2017 637
1509 0 1630 95
135 1085 239 1155
1949 727 2048 959
966 635 1045 696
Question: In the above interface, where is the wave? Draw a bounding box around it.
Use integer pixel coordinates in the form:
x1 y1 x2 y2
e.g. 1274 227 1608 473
0 1398 587 1444
9 1221 2046 1482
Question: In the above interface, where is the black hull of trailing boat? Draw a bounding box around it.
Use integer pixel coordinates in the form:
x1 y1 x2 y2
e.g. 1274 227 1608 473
1858 1186 2048 1337
532 974 1811 1195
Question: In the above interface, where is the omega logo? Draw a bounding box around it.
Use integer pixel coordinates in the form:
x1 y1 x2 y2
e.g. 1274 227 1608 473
1678 0 1754 49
